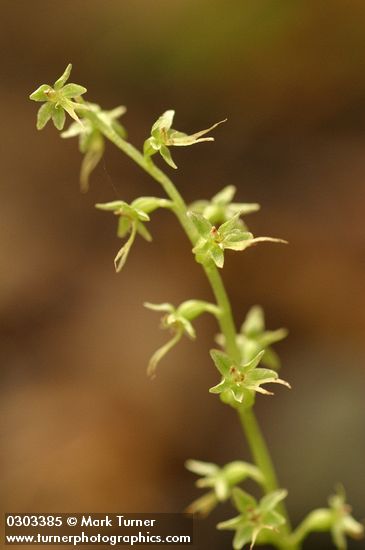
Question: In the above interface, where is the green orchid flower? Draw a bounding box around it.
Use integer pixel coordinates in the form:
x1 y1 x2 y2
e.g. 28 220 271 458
96 196 171 273
185 459 263 517
218 488 288 550
61 102 126 192
209 349 290 408
143 110 226 169
190 185 260 228
144 300 220 377
189 211 286 269
29 63 87 130
328 487 364 549
216 306 288 370
289 486 364 549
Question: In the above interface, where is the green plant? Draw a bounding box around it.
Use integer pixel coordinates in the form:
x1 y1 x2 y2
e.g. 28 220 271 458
29 64 363 550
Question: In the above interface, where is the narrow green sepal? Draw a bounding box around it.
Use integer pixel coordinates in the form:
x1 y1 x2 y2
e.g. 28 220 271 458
213 184 236 204
113 224 137 272
131 196 172 214
160 144 177 169
143 137 157 157
36 102 54 130
210 244 224 268
61 83 87 98
188 211 212 238
30 84 52 102
147 330 182 379
79 139 105 193
53 63 72 89
151 109 175 137
52 105 66 130
137 223 152 242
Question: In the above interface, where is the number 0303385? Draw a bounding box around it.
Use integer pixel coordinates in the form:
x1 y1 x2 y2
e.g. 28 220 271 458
6 515 63 527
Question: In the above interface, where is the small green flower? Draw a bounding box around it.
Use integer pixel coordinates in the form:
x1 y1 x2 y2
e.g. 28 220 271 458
190 185 260 228
218 488 288 550
216 306 288 370
29 63 87 130
209 349 290 407
96 197 171 272
61 103 126 192
291 486 364 548
328 487 364 549
144 300 220 377
143 110 226 169
185 459 263 517
189 211 286 269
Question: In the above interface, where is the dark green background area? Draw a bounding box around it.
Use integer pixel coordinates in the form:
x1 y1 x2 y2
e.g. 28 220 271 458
1 2 364 548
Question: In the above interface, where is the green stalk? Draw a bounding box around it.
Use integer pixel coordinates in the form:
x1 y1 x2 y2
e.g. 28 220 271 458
239 407 279 494
90 113 292 543
239 407 292 539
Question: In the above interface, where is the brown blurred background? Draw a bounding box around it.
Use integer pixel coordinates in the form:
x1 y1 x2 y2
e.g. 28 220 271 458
1 1 365 548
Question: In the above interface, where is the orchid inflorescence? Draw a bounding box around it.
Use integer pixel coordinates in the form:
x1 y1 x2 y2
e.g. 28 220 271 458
30 64 363 550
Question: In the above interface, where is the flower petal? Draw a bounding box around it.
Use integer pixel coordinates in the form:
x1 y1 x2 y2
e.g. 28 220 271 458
29 84 52 102
147 330 182 378
151 110 175 138
210 349 233 377
36 102 54 130
52 105 66 130
61 83 87 98
185 459 219 477
53 63 72 89
210 244 224 268
160 145 177 169
169 119 227 146
260 489 288 513
212 185 237 205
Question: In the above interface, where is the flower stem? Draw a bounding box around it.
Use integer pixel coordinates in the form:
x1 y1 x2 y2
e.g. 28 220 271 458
239 406 291 535
90 113 292 542
202 261 241 362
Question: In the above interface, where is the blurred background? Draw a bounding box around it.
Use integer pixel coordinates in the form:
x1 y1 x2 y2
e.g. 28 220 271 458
1 1 364 548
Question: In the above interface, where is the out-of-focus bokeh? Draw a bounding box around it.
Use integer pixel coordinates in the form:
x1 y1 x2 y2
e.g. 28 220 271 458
1 1 364 548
